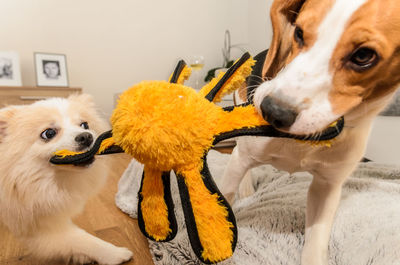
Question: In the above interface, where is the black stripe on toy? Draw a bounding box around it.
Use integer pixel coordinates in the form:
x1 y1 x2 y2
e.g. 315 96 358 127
137 170 177 242
205 52 251 102
137 171 148 239
170 60 186 84
213 117 344 145
200 154 238 257
176 155 238 264
98 145 124 155
50 130 113 165
161 171 178 241
222 102 251 112
176 174 209 264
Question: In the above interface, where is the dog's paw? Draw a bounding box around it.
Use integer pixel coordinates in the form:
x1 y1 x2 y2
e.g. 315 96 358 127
96 246 133 265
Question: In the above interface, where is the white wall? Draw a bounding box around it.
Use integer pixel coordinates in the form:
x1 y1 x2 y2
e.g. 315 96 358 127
247 0 273 56
0 0 271 117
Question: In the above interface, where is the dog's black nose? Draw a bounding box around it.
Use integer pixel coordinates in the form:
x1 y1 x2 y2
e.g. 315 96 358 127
260 96 298 129
75 132 93 148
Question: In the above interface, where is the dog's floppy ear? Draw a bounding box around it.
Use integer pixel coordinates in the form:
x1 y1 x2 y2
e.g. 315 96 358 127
0 107 16 142
262 0 306 79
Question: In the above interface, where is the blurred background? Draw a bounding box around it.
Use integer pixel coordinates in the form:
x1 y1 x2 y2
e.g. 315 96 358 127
0 0 273 117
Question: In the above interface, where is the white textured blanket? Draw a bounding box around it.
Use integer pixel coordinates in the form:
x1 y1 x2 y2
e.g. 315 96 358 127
115 151 400 265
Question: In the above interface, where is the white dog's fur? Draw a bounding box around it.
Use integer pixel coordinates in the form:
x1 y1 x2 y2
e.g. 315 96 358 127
0 94 133 264
220 0 400 264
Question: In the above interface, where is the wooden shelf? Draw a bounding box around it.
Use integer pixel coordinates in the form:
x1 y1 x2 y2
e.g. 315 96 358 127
0 86 82 107
0 86 81 91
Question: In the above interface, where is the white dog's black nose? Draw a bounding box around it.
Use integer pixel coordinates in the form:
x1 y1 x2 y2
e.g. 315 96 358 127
260 96 298 129
75 132 93 148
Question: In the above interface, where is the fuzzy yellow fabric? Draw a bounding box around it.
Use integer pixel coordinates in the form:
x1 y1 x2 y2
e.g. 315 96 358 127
110 79 267 263
198 58 256 103
140 167 171 241
168 65 192 85
216 105 268 134
111 81 223 171
108 55 263 263
53 149 83 158
111 81 267 170
177 65 192 85
198 71 225 99
98 137 116 154
179 166 234 262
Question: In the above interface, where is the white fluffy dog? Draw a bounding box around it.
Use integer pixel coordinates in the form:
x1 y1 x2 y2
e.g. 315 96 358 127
0 94 133 264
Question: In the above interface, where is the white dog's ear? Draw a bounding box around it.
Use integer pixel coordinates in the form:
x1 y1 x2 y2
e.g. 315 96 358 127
68 93 95 108
262 0 307 79
0 107 16 142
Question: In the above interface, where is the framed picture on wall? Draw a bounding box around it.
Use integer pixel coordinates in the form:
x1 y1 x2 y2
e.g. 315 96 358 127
34 52 69 87
0 51 22 87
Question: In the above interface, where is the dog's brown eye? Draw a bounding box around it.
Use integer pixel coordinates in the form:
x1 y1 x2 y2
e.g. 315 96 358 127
349 47 378 71
40 128 57 140
294 26 304 47
80 122 89 130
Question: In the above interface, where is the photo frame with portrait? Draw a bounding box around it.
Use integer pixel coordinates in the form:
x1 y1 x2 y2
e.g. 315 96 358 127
0 51 22 87
34 53 69 87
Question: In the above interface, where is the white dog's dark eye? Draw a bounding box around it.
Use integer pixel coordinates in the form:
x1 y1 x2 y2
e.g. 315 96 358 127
349 47 379 71
294 26 304 47
80 122 89 129
40 128 57 140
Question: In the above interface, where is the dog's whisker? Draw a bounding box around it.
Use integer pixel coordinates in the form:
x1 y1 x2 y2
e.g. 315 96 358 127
317 131 322 142
246 84 261 90
335 124 340 134
247 74 265 84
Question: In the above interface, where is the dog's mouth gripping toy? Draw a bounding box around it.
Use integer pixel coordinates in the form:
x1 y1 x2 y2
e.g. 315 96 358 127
50 52 344 264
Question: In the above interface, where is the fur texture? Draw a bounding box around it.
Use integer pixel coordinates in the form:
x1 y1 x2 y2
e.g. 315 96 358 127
0 94 133 264
221 0 400 264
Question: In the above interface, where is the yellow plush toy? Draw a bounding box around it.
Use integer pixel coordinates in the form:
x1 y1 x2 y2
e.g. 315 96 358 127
50 52 344 264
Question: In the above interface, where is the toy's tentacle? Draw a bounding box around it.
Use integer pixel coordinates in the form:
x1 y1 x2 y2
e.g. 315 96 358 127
216 105 269 135
137 168 177 242
217 104 344 144
176 159 237 264
168 60 192 84
92 134 124 155
169 60 186 83
200 52 254 103
50 130 123 165
213 116 345 145
176 65 192 85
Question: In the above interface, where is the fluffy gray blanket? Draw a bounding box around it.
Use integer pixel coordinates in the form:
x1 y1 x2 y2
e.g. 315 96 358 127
115 151 400 265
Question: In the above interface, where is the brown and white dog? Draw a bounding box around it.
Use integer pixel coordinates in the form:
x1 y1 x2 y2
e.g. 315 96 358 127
220 0 400 264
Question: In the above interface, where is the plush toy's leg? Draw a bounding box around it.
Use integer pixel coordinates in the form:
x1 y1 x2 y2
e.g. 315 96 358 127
176 157 237 264
137 167 177 242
